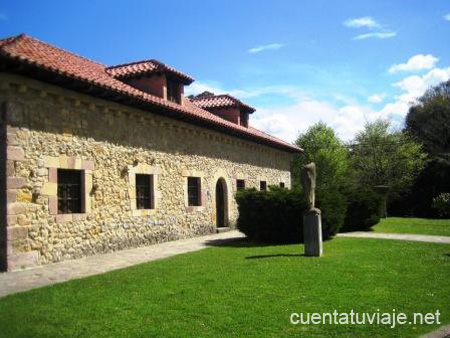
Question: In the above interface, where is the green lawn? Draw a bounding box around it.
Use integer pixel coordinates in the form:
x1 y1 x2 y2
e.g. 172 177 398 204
374 217 450 236
1 238 449 337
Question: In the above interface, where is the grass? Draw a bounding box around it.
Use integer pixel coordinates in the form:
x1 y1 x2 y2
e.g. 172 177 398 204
374 217 450 236
0 238 449 337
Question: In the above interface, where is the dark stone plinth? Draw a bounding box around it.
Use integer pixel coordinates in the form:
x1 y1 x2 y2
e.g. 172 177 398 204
303 210 322 257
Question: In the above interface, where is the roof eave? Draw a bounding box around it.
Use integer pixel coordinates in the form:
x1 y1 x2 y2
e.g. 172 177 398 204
0 54 302 154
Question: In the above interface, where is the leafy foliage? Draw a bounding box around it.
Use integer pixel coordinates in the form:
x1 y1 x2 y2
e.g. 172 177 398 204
400 80 450 217
405 80 450 156
291 122 350 236
341 188 382 232
432 193 450 219
235 187 348 243
235 188 306 244
292 122 350 191
350 119 426 199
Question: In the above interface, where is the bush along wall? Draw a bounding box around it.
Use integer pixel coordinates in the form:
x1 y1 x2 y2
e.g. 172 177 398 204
235 187 346 244
236 186 383 244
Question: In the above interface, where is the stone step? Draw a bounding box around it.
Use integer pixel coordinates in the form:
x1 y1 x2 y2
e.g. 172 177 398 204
216 227 231 233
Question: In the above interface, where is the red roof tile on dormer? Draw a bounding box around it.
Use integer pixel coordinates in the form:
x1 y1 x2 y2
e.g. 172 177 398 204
106 59 194 84
191 93 256 114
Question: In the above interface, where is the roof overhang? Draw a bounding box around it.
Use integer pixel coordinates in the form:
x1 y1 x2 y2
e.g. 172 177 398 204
0 55 302 154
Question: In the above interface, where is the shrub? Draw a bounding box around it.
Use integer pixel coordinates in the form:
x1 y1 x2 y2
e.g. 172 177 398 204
236 188 306 244
235 187 346 243
317 187 347 238
432 193 450 218
341 188 382 232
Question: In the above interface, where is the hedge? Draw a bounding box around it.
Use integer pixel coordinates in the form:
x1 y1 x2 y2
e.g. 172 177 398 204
235 187 346 243
341 188 382 232
236 186 381 244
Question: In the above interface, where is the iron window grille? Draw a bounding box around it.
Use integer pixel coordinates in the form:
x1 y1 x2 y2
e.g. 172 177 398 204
136 174 154 209
57 169 83 214
188 177 201 206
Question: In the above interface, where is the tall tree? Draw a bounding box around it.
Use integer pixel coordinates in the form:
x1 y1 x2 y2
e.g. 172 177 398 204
351 119 426 199
402 80 450 216
292 122 350 190
405 79 450 156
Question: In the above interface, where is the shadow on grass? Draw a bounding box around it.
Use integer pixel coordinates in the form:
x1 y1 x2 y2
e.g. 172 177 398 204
338 228 375 233
204 237 271 248
245 253 305 259
204 237 301 248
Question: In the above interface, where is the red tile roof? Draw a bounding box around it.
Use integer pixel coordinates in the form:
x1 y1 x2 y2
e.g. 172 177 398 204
0 34 302 153
191 93 256 114
106 59 194 84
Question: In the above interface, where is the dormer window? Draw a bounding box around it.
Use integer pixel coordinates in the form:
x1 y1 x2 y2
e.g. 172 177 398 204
190 92 256 128
106 59 193 105
167 78 181 104
240 111 249 127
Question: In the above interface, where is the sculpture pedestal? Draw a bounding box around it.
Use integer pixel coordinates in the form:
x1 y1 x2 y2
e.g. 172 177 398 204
303 210 322 257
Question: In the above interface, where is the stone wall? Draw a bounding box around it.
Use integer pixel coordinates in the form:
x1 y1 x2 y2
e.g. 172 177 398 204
1 73 294 270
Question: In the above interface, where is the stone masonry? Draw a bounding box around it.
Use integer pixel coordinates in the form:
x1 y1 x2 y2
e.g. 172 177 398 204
1 73 293 270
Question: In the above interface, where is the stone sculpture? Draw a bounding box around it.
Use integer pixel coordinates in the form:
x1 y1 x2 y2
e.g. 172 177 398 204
301 162 322 256
301 162 319 214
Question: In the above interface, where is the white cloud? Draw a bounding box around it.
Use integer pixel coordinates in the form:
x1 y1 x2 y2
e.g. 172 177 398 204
378 67 450 122
252 99 375 142
368 93 386 103
353 32 396 40
444 13 450 21
186 65 450 143
343 17 380 29
0 13 7 21
186 81 309 101
185 82 226 97
343 16 396 41
248 43 284 54
389 54 439 73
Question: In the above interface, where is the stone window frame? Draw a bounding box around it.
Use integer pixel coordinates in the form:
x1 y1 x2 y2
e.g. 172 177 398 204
236 179 246 191
235 174 248 193
42 155 94 223
128 163 162 217
182 169 206 212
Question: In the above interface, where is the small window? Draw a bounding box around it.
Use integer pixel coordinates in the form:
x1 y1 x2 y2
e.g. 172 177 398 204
188 177 201 206
260 181 267 191
58 169 83 214
167 79 181 104
280 182 285 188
240 112 248 127
236 179 245 191
136 174 154 209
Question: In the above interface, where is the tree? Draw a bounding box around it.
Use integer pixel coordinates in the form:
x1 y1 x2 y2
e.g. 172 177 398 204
292 122 350 237
292 122 350 191
350 119 426 199
402 80 450 216
405 80 450 156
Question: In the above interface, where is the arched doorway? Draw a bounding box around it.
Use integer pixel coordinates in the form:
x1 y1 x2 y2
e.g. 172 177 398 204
215 178 228 228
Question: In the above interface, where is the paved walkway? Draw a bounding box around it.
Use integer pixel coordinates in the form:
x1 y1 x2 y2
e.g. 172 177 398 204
337 232 450 244
0 230 244 298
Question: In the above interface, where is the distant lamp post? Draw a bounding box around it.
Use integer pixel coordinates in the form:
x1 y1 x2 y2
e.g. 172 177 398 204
373 185 389 218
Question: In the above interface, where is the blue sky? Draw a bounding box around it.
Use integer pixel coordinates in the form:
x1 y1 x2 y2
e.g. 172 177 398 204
1 1 449 142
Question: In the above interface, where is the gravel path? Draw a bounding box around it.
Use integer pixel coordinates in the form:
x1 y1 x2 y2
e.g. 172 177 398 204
337 232 450 244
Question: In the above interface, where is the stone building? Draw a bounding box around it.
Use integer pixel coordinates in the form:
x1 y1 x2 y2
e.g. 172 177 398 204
0 34 302 271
